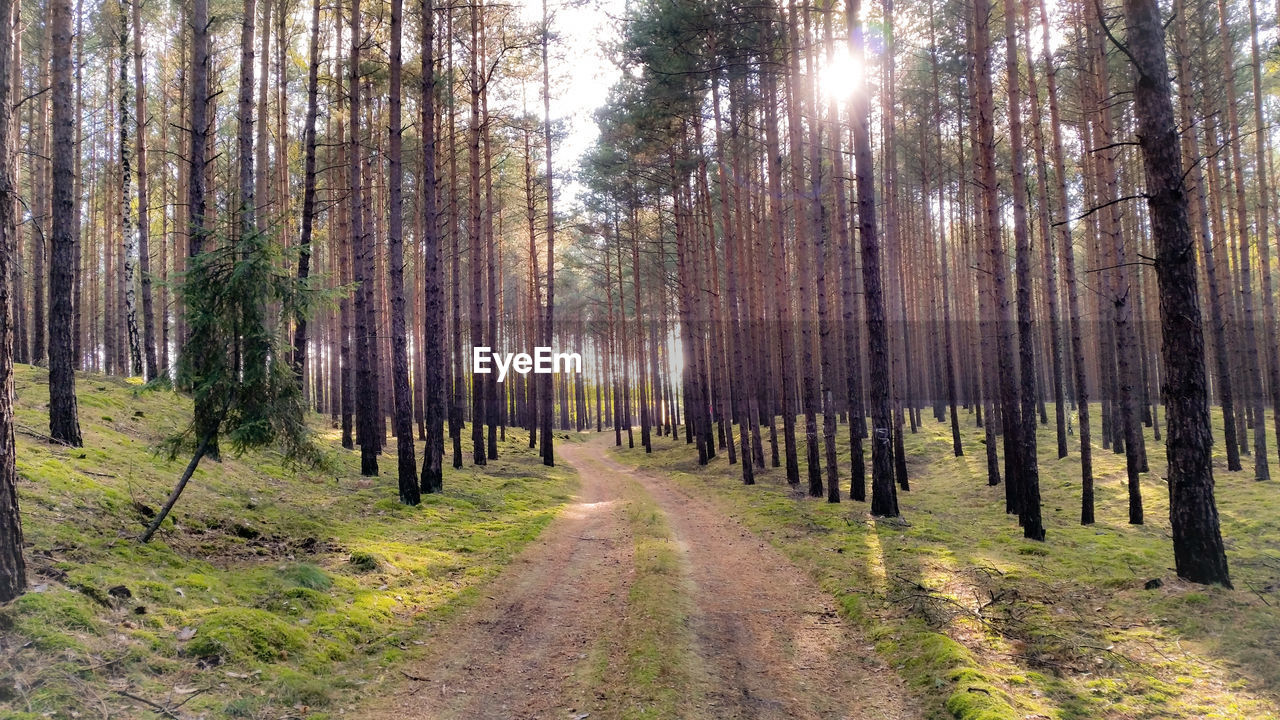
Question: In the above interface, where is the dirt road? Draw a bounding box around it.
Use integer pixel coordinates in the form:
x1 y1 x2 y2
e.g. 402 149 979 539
360 436 920 719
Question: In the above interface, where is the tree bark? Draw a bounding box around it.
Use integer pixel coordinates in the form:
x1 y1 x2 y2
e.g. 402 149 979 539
133 0 157 381
1004 0 1043 539
846 0 897 517
291 0 322 384
1121 0 1231 587
48 0 81 446
0 0 24 602
119 2 142 377
388 0 418 503
349 0 379 476
539 0 555 467
420 0 445 494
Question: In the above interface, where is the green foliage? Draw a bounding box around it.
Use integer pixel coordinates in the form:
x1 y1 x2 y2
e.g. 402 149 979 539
172 227 336 464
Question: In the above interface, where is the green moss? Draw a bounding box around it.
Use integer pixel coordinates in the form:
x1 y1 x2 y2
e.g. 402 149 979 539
348 551 381 572
271 667 334 707
278 563 332 590
609 402 1280 720
4 365 575 719
186 607 306 662
4 591 99 651
945 680 1016 720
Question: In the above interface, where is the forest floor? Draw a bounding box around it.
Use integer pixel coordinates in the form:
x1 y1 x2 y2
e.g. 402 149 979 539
358 434 923 720
0 366 577 719
608 410 1280 720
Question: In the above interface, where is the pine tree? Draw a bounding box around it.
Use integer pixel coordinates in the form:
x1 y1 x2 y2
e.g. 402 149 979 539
48 0 81 446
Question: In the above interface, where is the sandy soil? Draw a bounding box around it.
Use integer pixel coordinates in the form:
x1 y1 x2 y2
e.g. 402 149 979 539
358 435 922 720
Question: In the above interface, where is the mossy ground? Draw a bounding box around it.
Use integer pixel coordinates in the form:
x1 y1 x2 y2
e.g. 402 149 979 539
611 405 1280 720
0 365 574 719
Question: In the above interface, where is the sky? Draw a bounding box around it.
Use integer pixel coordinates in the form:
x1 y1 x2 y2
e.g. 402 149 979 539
516 0 628 206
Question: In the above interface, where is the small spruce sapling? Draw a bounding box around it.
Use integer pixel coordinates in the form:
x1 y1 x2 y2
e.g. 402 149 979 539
140 228 336 543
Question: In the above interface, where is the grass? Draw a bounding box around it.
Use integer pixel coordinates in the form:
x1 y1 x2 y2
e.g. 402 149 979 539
0 365 575 719
576 476 700 720
610 405 1280 720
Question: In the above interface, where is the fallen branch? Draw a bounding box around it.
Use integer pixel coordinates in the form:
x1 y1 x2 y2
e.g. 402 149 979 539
114 689 180 719
17 424 74 447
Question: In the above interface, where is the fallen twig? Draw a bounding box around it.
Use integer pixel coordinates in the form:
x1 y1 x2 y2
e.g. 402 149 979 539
114 689 180 719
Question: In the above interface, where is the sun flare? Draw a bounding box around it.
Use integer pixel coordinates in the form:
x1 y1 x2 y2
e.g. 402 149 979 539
819 46 864 101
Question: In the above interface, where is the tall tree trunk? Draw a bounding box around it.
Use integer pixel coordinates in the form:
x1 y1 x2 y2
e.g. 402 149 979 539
32 21 48 368
1172 0 1239 476
711 70 753 485
1039 0 1094 522
255 0 271 231
1122 0 1231 586
1214 0 1268 480
1004 0 1043 540
1246 0 1280 467
119 2 142 376
133 0 157 381
1021 0 1065 460
388 0 418 503
185 0 217 456
759 6 797 482
786 0 818 489
235 0 257 247
1088 7 1144 523
0 0 21 602
974 0 1021 512
72 2 83 370
420 0 445 494
538 0 555 467
846 0 897 517
467 0 486 466
292 0 322 382
48 0 81 446
349 0 378 476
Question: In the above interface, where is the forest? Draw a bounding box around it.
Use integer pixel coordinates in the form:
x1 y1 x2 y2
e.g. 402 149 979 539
0 0 1278 715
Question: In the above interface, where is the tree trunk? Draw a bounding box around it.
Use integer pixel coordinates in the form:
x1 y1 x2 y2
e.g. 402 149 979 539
539 0 555 467
975 0 1021 513
1214 0 1268 480
48 0 81 446
846 0 897 517
1122 0 1231 587
388 0 418 503
1004 0 1043 539
1036 0 1093 522
349 0 378 476
420 0 445 494
467 0 486 467
119 3 142 376
786 0 818 490
0 0 20 601
291 0 322 383
133 0 157 381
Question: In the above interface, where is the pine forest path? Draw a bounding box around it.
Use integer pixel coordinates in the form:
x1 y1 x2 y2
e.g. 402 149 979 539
359 434 923 719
